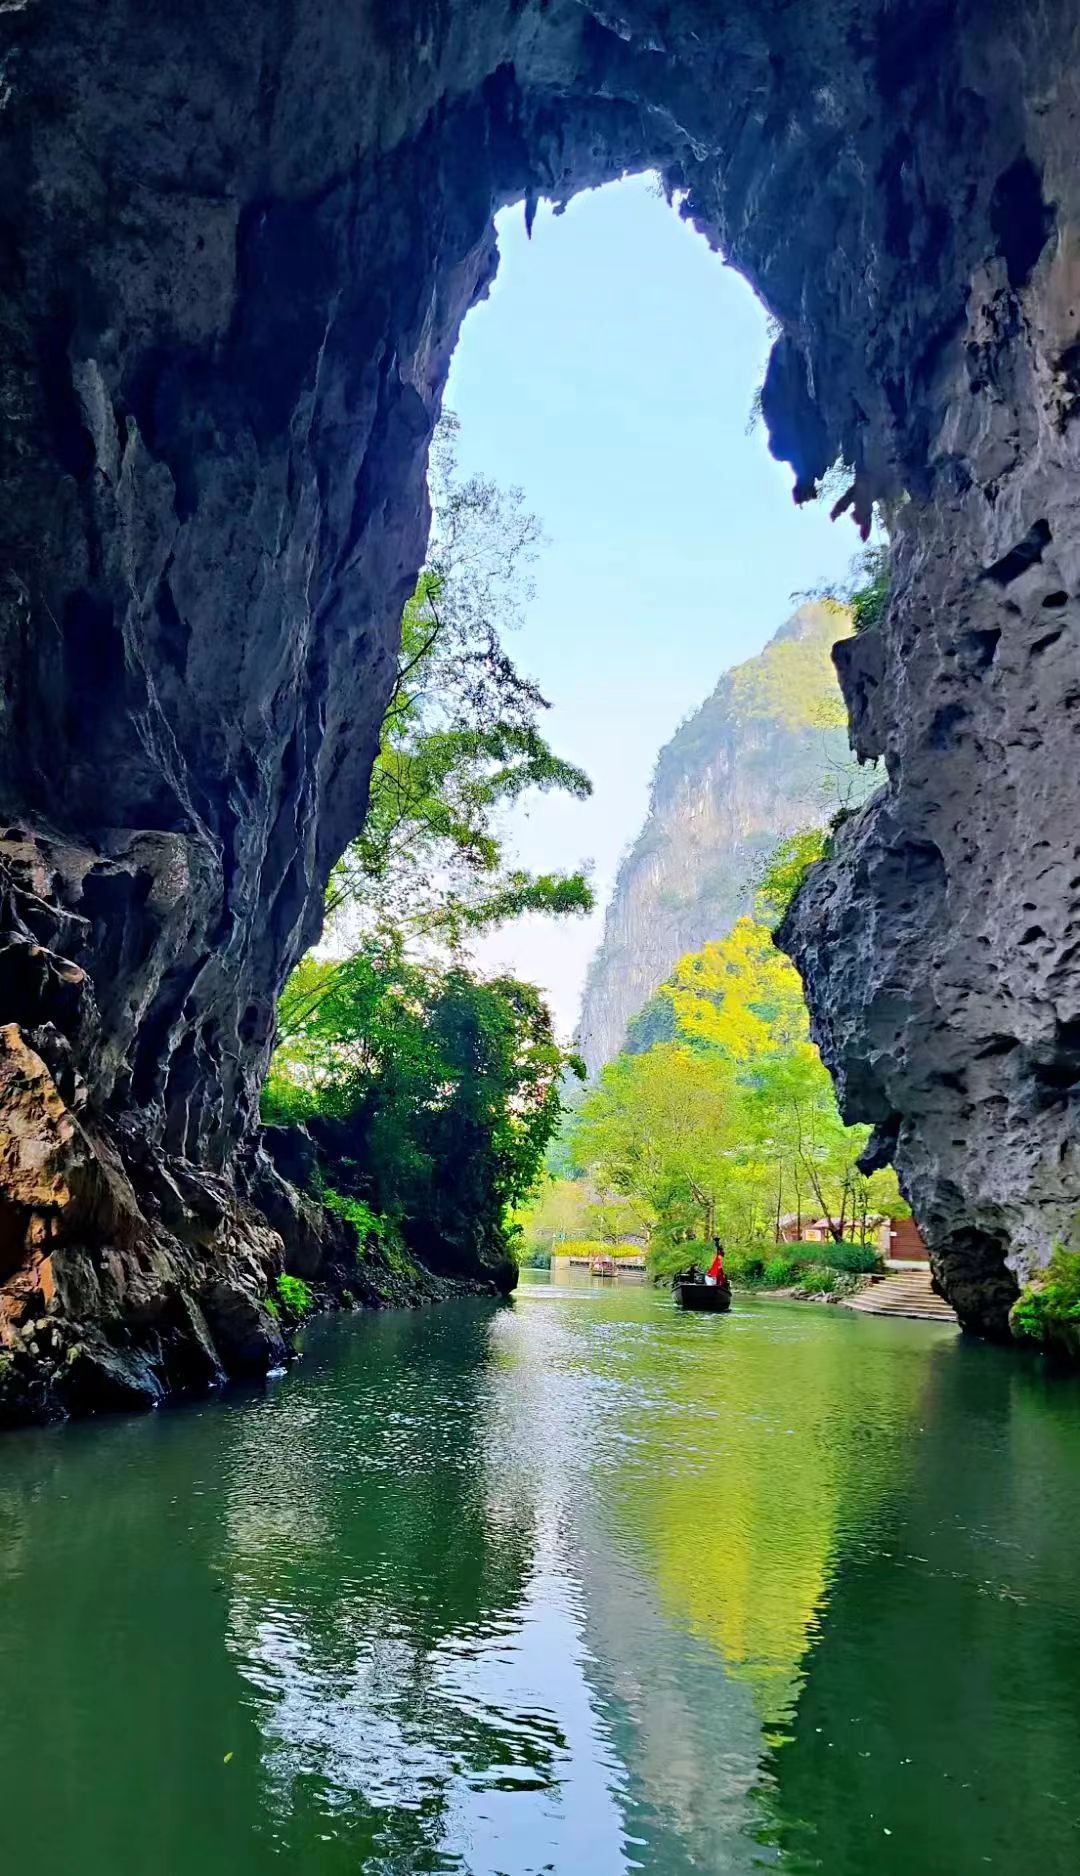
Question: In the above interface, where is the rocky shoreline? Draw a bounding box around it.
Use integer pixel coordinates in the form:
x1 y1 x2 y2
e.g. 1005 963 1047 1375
0 1038 506 1428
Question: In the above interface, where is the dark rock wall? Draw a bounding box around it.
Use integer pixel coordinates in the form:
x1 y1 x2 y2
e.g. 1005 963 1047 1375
1 0 1078 1399
779 17 1080 1335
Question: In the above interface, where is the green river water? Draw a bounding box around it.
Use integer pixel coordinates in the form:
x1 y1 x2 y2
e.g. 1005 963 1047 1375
2 1272 1080 1875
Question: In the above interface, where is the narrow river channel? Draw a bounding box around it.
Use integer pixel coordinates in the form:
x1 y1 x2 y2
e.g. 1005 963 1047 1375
3 1273 1080 1875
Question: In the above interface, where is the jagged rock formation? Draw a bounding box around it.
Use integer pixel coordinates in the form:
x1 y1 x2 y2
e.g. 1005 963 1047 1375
2 0 1080 1402
782 491 1080 1339
578 601 874 1074
776 21 1080 1336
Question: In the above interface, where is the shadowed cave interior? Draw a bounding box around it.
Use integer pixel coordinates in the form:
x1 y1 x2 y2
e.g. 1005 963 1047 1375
2 0 1080 1417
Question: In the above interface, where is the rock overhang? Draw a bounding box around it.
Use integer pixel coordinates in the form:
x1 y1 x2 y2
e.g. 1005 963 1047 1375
0 0 1079 1402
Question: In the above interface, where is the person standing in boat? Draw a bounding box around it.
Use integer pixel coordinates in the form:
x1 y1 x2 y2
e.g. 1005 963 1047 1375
704 1239 726 1286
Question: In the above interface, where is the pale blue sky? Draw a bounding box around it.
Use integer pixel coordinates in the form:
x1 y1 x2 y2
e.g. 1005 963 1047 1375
448 174 859 1037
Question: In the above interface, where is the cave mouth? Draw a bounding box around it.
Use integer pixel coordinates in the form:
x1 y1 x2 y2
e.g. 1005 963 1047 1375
443 170 862 1040
1 0 1077 1417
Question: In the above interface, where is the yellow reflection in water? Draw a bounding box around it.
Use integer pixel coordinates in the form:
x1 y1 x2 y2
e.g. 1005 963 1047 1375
606 1305 927 1722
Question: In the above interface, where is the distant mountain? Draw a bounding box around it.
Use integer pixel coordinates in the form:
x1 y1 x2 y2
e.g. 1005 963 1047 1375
576 601 874 1074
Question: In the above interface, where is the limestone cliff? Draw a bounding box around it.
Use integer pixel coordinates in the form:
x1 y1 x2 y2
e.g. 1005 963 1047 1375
578 603 872 1073
2 0 1080 1406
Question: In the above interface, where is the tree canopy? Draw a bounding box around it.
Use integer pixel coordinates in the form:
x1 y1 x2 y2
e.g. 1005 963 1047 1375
266 937 581 1281
264 418 590 1283
555 896 906 1275
326 414 593 948
573 1042 739 1247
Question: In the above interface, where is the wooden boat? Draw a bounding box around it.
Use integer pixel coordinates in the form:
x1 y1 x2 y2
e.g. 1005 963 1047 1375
590 1254 617 1277
677 1280 732 1313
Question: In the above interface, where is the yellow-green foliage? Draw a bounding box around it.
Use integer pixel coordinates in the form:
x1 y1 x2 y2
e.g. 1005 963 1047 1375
755 829 831 930
728 600 851 729
571 909 907 1259
554 1239 643 1260
513 1177 649 1253
665 915 809 1060
575 1042 738 1248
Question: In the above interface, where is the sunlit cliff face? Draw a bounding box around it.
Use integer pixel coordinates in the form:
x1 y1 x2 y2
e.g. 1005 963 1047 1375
1 0 1079 1415
577 601 870 1077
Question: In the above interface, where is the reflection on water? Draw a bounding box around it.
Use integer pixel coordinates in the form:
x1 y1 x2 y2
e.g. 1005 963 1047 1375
2 1276 1080 1873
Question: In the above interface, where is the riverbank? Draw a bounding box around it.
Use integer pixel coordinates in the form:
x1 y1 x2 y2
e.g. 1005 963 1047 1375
751 1278 873 1306
0 1148 507 1431
747 1267 959 1325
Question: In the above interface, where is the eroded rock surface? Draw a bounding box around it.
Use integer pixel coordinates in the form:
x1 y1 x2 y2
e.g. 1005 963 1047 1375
2 0 1079 1392
781 148 1080 1336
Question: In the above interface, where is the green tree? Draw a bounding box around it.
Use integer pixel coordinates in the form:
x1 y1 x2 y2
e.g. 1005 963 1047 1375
327 415 592 946
574 1043 738 1257
624 989 676 1055
743 1044 903 1244
512 1178 650 1256
540 1072 589 1178
666 919 906 1243
265 936 581 1283
567 912 907 1268
513 1176 596 1254
263 423 596 1282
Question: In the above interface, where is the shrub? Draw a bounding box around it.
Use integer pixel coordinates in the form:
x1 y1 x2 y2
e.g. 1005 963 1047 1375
756 830 830 929
1011 1244 1080 1353
797 1265 840 1295
762 1254 801 1288
794 1266 864 1298
851 545 890 634
820 1241 882 1274
559 1239 642 1260
320 1188 420 1274
726 1250 767 1284
322 1188 385 1245
275 1273 315 1322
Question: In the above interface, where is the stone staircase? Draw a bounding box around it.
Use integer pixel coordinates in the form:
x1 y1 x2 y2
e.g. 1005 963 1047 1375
843 1266 958 1325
